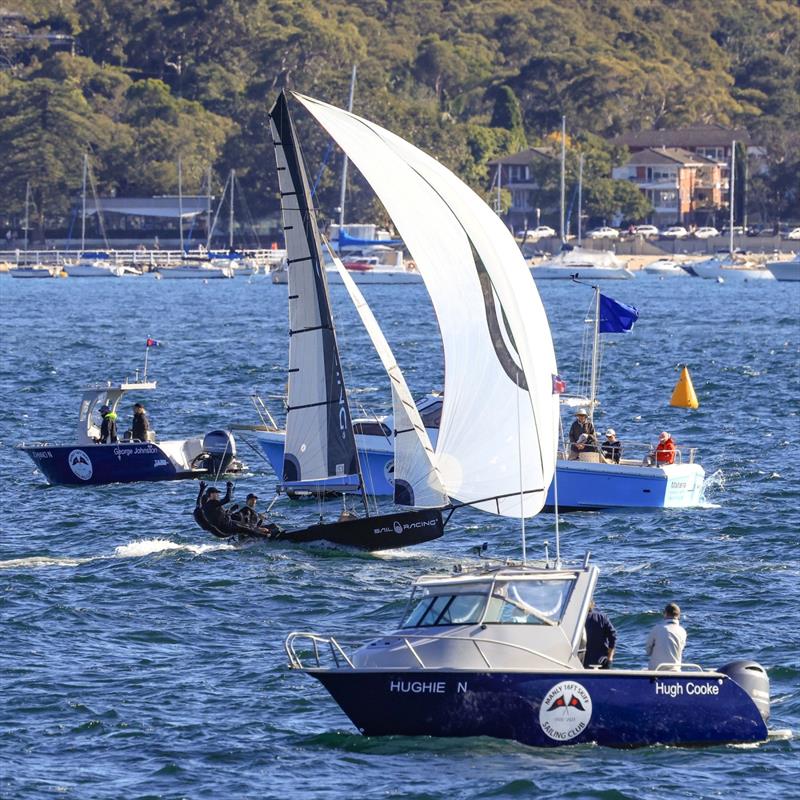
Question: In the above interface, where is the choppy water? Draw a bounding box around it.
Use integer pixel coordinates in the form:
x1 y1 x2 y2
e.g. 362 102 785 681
1 272 798 799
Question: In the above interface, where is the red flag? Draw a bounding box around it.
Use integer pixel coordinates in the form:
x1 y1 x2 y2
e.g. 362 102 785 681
552 374 566 394
146 338 161 347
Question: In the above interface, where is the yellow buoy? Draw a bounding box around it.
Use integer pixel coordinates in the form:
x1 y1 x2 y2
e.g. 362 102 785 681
670 366 699 409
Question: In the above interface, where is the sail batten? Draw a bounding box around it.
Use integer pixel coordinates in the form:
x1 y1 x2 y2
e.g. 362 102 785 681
268 92 361 486
296 93 558 517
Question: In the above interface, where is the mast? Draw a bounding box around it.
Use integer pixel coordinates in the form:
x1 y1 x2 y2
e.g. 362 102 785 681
729 139 736 257
577 153 584 246
178 155 184 254
338 64 357 228
269 91 369 517
559 115 566 243
81 153 87 252
589 285 600 425
23 180 30 257
206 166 212 250
229 169 235 251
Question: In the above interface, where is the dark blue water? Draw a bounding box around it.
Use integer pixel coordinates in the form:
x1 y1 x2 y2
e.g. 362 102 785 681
1 273 798 799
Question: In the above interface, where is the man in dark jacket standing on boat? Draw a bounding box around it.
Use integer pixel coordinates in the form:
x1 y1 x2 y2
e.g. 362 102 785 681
583 600 617 668
131 403 150 441
569 408 597 459
98 405 118 444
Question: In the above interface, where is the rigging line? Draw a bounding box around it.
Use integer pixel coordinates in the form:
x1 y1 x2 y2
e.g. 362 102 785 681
310 141 334 197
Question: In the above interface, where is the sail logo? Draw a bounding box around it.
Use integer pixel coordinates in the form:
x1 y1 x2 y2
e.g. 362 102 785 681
393 521 403 534
337 377 347 439
539 681 592 741
67 449 93 481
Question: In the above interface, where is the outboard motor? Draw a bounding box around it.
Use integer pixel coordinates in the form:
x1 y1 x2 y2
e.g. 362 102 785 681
201 430 237 475
719 660 770 723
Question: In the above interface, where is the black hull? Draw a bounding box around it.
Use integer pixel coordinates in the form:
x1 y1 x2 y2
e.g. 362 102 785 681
281 508 444 550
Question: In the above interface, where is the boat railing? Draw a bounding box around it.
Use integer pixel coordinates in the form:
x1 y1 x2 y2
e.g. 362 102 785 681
285 631 574 672
285 632 355 670
654 662 706 672
559 439 698 467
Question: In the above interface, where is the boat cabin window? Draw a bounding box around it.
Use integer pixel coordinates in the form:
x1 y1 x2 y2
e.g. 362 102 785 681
483 579 574 625
402 584 490 627
352 421 391 437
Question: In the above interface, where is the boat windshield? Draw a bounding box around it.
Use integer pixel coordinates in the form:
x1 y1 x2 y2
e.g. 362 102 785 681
401 584 490 628
484 579 574 625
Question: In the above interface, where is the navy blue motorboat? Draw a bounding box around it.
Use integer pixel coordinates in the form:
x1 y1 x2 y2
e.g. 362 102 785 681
19 379 241 486
286 556 770 748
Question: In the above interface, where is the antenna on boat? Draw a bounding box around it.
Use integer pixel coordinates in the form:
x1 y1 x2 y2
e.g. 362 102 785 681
516 370 527 564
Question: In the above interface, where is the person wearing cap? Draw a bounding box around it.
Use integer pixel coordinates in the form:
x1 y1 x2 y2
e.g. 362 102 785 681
568 408 597 460
199 480 234 530
653 431 676 466
601 429 622 464
645 602 687 671
98 405 118 444
131 402 150 442
232 492 261 527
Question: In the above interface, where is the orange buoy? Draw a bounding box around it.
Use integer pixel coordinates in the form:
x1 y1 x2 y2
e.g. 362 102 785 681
670 366 699 409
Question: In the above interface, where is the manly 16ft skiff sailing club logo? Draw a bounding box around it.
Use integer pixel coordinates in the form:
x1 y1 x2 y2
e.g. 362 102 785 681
67 449 93 481
539 681 593 741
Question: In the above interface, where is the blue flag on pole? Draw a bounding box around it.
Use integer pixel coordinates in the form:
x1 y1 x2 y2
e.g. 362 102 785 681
598 294 639 333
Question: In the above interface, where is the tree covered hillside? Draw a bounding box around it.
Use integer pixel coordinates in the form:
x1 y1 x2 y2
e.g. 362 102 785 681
1 0 797 232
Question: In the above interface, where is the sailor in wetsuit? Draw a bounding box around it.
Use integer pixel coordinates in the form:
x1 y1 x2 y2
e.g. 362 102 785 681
232 493 260 526
98 405 119 444
201 481 234 530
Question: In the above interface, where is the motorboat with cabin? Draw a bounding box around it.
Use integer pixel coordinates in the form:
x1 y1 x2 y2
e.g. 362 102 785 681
8 264 60 278
63 251 140 278
276 92 771 748
19 378 241 485
286 553 771 748
325 245 422 285
530 246 635 280
765 252 800 282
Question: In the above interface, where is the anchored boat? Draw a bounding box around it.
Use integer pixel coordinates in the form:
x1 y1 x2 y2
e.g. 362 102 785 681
19 379 240 486
287 555 770 748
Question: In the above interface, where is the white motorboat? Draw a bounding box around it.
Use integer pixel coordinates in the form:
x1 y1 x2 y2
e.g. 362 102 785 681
765 253 800 282
642 259 689 276
687 253 773 281
325 245 422 284
531 247 635 280
8 264 59 278
156 261 233 279
63 253 137 278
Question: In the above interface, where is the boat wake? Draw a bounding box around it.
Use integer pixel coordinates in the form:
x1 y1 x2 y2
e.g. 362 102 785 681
698 469 725 508
0 538 234 571
113 538 235 558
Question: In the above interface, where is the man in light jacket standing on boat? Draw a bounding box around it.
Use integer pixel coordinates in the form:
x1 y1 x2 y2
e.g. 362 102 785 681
646 602 687 670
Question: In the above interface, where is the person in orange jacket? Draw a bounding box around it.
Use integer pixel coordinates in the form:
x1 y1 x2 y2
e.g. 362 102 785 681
654 431 676 465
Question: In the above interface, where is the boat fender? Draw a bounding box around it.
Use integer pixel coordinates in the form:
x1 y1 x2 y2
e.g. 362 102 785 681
718 660 770 723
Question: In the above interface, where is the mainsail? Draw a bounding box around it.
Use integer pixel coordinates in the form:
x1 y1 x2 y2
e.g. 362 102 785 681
329 250 448 508
268 92 360 487
295 93 559 517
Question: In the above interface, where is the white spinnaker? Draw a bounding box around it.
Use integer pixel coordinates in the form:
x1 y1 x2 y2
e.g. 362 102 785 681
330 251 448 508
296 93 558 516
